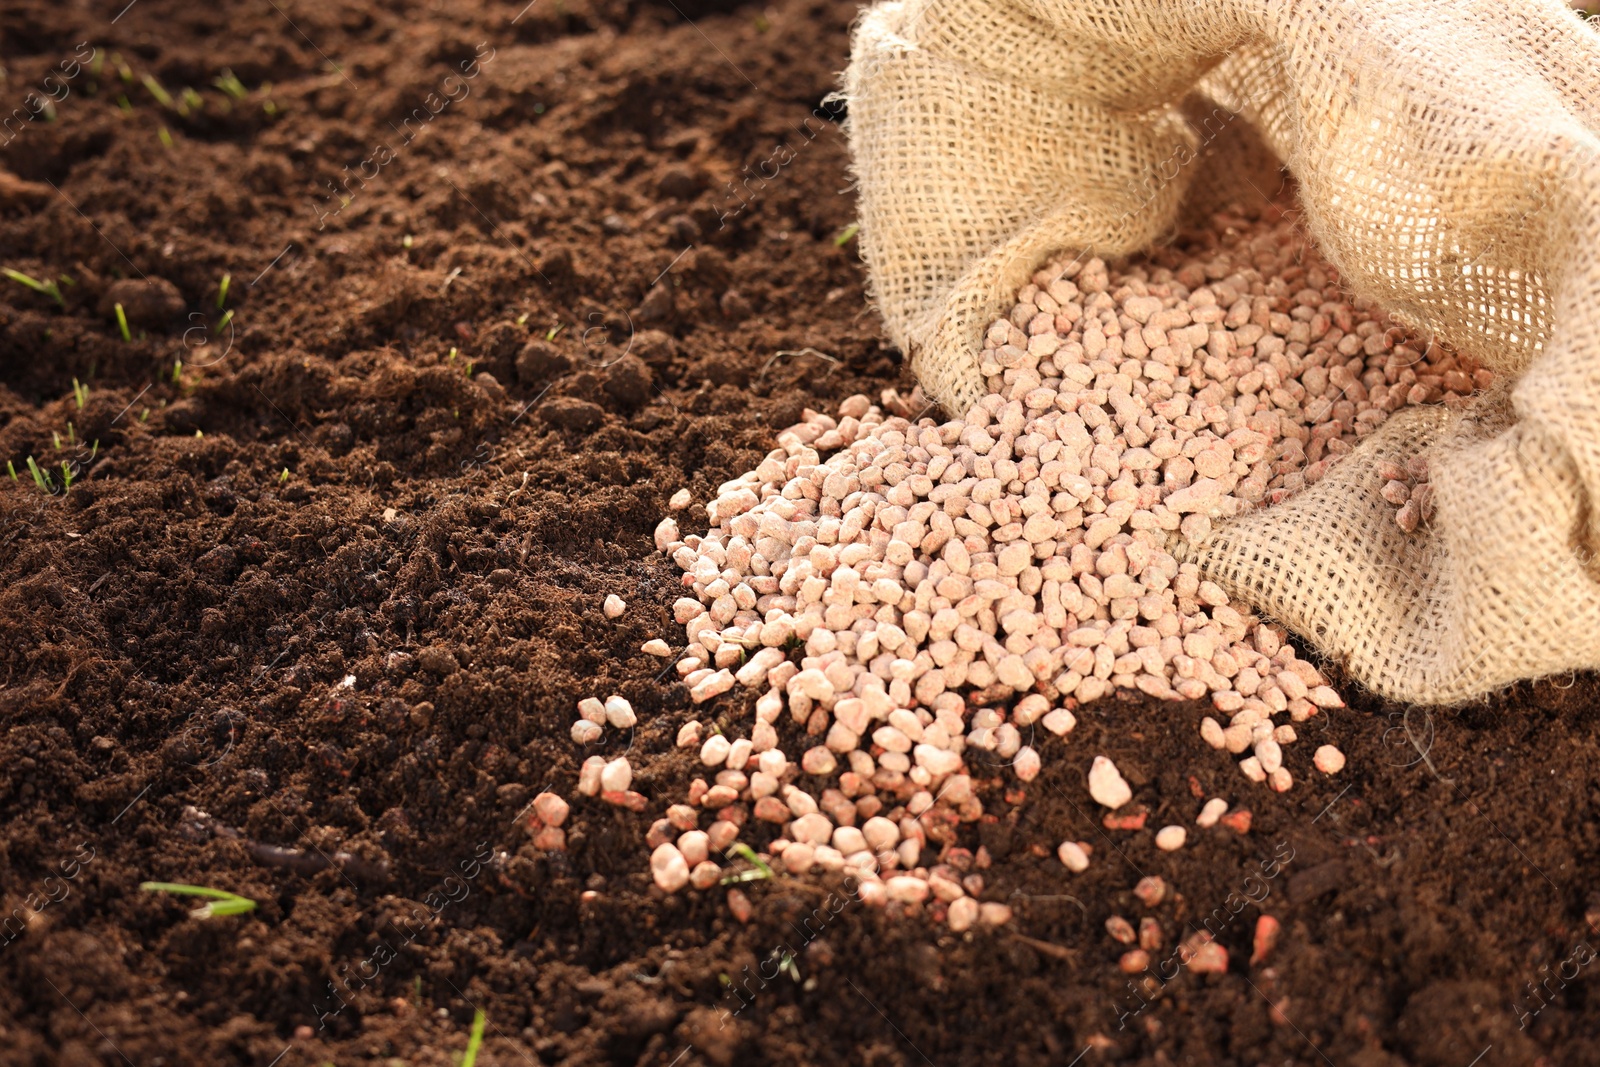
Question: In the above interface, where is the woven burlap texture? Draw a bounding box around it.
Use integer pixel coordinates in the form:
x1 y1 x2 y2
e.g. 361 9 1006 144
843 0 1600 703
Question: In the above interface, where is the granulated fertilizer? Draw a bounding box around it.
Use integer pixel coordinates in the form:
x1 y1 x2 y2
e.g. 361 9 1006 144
584 216 1487 920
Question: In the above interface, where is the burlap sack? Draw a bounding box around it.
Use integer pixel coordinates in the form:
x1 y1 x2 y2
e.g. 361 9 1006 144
843 0 1600 704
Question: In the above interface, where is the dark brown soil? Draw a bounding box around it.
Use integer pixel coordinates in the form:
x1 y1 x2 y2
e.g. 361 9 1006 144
1 1 1598 1064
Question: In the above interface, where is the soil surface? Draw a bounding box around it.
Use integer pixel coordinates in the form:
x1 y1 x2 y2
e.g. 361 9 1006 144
2 1 1598 1065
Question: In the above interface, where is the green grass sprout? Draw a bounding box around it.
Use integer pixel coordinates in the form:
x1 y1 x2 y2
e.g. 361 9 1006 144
218 308 234 332
7 460 17 483
834 222 860 246
214 69 248 100
140 881 258 919
460 1010 487 1067
114 302 131 341
720 842 775 885
158 126 174 149
25 456 53 492
172 359 183 383
60 462 74 490
279 468 291 484
4 267 65 308
216 272 231 308
141 74 174 109
179 87 204 116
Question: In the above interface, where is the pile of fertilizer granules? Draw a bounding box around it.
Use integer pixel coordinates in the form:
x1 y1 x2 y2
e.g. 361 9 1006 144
544 215 1490 926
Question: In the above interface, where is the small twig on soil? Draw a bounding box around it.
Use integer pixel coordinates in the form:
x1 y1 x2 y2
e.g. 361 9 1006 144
179 805 391 882
633 958 677 984
1007 934 1079 963
1402 706 1454 785
758 347 839 382
243 841 392 881
1008 890 1088 922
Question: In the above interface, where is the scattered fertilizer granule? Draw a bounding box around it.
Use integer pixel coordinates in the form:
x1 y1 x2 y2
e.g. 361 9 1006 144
1377 457 1435 533
625 216 1467 915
